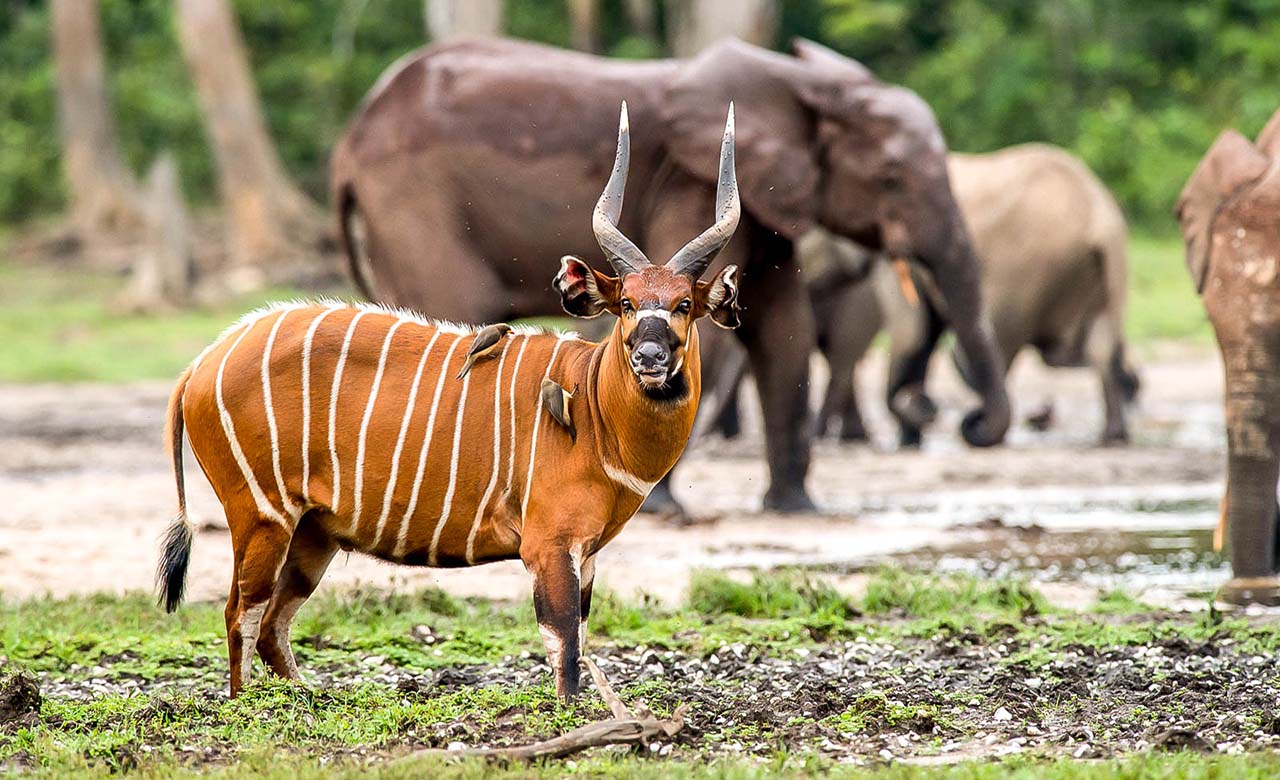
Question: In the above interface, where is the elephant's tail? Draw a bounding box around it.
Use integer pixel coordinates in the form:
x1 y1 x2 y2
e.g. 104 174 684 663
336 184 378 301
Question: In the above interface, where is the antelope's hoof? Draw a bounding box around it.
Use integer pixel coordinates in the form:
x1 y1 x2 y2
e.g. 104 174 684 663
1218 576 1280 607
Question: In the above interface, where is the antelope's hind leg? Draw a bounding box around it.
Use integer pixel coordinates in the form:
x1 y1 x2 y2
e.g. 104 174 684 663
225 513 293 697
256 510 339 682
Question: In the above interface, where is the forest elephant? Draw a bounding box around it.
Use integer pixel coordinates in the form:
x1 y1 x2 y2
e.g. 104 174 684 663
1177 108 1280 605
735 145 1137 447
330 37 1010 514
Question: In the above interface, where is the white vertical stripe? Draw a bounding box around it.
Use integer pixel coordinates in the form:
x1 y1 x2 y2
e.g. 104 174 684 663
215 321 289 527
428 335 478 565
520 339 567 519
373 330 443 548
349 319 406 536
395 334 464 558
261 310 301 520
501 336 533 500
463 339 512 564
300 305 344 503
328 311 368 512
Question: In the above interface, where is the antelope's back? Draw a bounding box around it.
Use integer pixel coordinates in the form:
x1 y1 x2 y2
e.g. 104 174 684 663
181 302 589 564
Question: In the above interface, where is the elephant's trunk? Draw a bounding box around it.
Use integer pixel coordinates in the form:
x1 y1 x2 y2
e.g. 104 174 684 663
920 216 1010 448
1219 347 1280 604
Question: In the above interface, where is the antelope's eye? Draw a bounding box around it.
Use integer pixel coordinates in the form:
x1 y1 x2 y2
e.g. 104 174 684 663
675 299 692 315
621 299 635 315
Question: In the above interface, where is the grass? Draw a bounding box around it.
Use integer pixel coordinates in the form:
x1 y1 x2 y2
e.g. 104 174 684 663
1125 233 1211 345
0 232 1207 384
3 568 1280 778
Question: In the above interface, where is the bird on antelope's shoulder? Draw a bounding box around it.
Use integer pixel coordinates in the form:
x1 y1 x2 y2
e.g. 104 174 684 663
456 323 514 379
541 379 576 442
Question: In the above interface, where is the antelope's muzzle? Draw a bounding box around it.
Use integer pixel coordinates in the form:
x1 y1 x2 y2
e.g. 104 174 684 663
628 316 679 387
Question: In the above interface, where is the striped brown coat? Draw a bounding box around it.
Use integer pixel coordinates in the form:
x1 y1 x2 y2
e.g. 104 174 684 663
158 102 741 699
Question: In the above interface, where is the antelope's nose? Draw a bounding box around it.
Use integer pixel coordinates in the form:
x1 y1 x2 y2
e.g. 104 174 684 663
631 341 669 370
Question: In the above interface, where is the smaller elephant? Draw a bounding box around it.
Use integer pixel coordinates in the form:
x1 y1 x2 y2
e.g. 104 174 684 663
807 144 1139 447
1177 107 1280 605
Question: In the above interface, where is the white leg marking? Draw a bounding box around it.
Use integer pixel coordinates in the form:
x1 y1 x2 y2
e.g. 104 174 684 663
328 311 369 512
539 623 565 673
464 339 513 564
216 322 289 527
349 320 407 536
520 340 567 519
501 337 533 500
238 601 269 686
300 305 344 503
396 334 465 558
373 331 443 548
270 596 307 680
262 310 302 520
428 335 483 565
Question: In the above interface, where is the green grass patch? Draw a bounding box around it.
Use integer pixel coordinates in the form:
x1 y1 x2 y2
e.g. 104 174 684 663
861 565 1046 618
0 258 308 383
1125 233 1211 344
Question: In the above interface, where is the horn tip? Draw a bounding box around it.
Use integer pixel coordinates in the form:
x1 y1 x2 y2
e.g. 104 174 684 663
620 101 629 133
726 102 735 133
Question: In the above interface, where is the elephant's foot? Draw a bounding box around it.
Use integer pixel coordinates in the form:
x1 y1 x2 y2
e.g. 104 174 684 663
1218 576 1280 607
640 482 685 519
762 485 817 514
1099 427 1130 447
890 389 938 431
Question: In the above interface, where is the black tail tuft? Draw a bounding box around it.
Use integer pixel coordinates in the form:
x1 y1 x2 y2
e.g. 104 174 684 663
157 512 194 613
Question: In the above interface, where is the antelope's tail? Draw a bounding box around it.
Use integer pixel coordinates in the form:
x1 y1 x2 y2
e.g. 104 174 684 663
158 365 196 613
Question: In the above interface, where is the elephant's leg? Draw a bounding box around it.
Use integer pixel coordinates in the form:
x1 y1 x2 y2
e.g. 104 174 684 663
736 256 817 512
710 375 744 439
824 278 882 443
886 299 944 449
1218 344 1280 604
1086 316 1130 445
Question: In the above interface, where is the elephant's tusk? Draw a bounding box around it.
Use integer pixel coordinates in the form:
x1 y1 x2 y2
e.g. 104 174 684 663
892 257 920 308
1214 495 1227 554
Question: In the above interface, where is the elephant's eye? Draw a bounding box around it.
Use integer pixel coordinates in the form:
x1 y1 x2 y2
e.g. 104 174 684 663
675 300 692 315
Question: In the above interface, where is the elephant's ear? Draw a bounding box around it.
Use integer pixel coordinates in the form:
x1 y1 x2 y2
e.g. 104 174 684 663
661 41 822 240
1176 129 1270 294
1257 107 1280 157
790 38 875 85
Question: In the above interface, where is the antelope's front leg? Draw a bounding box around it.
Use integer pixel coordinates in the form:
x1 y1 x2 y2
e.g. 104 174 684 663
524 546 582 700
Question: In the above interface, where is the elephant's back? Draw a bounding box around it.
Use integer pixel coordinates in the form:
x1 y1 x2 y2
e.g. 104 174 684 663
338 39 678 170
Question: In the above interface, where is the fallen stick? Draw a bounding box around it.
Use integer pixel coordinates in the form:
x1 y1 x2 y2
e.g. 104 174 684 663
412 656 689 762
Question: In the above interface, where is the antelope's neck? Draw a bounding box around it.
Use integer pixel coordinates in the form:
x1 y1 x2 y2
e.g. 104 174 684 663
590 323 701 482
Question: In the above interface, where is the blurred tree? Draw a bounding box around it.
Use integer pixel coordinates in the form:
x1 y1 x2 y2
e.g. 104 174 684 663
49 0 142 244
623 0 657 40
666 0 777 55
175 0 325 286
567 0 600 51
426 0 504 41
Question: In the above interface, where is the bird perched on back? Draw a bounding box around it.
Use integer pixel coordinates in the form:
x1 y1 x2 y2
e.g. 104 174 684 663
456 323 514 379
541 379 576 442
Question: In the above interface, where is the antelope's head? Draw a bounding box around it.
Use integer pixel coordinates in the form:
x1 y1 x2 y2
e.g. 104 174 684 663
555 102 741 396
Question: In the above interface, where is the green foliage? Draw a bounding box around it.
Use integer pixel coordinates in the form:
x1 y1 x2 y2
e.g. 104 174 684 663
5 0 1275 233
860 565 1045 617
820 0 1280 229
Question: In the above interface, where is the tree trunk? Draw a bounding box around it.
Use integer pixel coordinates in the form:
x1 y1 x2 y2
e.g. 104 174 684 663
424 0 504 42
624 0 657 39
665 0 777 57
117 153 194 313
50 0 143 243
175 0 324 286
567 0 599 52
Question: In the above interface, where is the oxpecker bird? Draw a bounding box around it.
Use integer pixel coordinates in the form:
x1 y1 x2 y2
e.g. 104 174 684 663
456 323 514 379
541 379 576 442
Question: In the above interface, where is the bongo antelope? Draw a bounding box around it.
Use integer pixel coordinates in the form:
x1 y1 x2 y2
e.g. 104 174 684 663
157 102 741 699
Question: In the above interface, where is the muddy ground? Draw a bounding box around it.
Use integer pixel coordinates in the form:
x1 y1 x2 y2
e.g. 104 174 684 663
0 344 1231 608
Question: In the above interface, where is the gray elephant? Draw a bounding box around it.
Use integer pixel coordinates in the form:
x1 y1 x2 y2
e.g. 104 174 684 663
798 144 1139 446
331 37 1011 514
1177 108 1280 605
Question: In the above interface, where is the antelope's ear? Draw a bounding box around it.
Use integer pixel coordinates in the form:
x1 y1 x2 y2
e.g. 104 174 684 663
694 264 741 329
555 256 621 318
